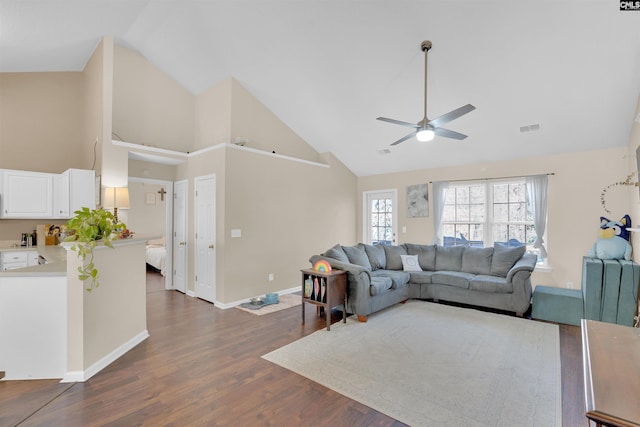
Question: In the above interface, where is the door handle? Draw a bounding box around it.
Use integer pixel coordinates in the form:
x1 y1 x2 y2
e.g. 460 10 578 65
209 244 214 249
179 241 186 246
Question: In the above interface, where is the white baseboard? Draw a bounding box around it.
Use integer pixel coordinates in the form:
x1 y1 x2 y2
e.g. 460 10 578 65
60 330 150 383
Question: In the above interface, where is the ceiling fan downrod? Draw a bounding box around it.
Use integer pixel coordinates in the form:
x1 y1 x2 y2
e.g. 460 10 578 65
418 40 434 141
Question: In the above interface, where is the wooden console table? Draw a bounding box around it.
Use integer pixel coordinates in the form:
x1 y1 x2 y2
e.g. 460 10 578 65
301 269 346 331
581 319 640 427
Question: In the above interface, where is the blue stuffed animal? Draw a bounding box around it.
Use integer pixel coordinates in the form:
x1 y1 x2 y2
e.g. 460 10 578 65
588 215 632 260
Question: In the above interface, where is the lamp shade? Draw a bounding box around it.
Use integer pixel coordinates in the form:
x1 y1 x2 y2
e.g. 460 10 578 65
103 187 130 209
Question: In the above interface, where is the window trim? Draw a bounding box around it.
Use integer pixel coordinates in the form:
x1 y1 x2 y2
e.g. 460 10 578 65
440 177 547 263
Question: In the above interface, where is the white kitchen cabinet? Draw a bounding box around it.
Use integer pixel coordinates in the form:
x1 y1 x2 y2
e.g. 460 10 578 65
0 250 39 271
0 168 95 219
0 170 53 218
53 169 95 218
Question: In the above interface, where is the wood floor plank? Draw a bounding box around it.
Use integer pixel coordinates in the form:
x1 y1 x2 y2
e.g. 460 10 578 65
0 272 585 426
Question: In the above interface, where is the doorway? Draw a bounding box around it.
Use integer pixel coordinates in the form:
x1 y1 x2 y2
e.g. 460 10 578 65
128 177 174 290
363 189 397 246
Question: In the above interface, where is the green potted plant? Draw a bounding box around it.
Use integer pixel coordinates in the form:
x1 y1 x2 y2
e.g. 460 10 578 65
64 207 126 292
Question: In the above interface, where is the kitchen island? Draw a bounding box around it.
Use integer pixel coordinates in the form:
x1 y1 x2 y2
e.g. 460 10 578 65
0 238 148 382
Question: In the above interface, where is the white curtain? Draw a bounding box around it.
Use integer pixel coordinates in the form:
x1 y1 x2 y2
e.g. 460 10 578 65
526 174 548 259
431 181 449 244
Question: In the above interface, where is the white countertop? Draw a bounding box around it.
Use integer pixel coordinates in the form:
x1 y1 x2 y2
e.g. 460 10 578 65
0 245 67 276
0 236 152 277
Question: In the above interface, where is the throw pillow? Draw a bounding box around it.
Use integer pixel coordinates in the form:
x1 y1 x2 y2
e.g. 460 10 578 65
324 244 349 263
342 244 372 270
383 245 408 270
363 244 386 270
490 243 526 276
400 254 422 272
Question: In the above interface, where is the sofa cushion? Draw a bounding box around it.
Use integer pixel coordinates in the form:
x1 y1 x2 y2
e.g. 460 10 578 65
409 271 434 285
461 247 494 275
371 269 411 289
431 271 474 289
405 243 436 271
370 276 393 296
323 244 349 263
383 245 408 270
342 244 372 270
435 245 464 271
363 244 386 270
490 243 526 277
469 275 513 293
400 254 422 272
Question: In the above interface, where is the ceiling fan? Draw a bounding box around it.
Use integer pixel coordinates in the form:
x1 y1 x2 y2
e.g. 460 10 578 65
377 40 476 146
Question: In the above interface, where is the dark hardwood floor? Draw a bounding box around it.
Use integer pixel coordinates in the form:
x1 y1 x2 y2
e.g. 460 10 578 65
0 272 585 426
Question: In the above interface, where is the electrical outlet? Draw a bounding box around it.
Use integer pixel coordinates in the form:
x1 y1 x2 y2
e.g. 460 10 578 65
268 273 274 281
566 282 574 289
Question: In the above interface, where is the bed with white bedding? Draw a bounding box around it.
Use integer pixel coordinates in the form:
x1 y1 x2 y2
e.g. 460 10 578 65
146 238 166 276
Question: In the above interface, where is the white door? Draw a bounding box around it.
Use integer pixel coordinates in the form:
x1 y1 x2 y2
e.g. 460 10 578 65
195 175 216 303
173 180 188 294
364 190 397 246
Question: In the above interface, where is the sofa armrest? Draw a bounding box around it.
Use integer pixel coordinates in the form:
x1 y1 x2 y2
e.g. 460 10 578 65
506 253 537 282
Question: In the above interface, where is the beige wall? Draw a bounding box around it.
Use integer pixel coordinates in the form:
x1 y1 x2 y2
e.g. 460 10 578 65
628 95 640 261
195 79 232 149
0 72 84 172
112 45 195 152
81 37 108 177
229 78 321 162
125 180 167 237
66 240 147 377
100 39 129 189
175 144 357 304
221 148 356 302
627 95 640 322
357 147 632 291
128 159 177 181
176 146 226 298
0 39 109 240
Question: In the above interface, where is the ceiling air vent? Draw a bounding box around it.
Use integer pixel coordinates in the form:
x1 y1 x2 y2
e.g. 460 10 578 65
520 123 541 133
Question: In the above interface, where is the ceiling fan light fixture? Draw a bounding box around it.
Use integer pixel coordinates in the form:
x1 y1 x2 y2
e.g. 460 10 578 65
416 128 435 142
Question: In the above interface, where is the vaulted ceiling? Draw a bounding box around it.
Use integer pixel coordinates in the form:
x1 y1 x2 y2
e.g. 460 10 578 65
1 1 639 176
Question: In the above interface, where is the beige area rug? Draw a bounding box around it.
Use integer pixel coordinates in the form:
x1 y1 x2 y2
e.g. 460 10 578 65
235 293 301 315
263 300 561 427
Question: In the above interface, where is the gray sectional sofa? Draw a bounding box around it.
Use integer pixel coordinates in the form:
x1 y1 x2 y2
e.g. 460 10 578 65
309 243 537 321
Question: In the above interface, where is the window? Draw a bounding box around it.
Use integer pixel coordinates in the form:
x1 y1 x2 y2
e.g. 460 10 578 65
440 179 545 260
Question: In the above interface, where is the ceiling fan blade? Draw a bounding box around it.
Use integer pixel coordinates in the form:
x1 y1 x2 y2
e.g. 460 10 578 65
427 104 476 128
377 117 420 129
434 127 468 140
390 131 418 146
